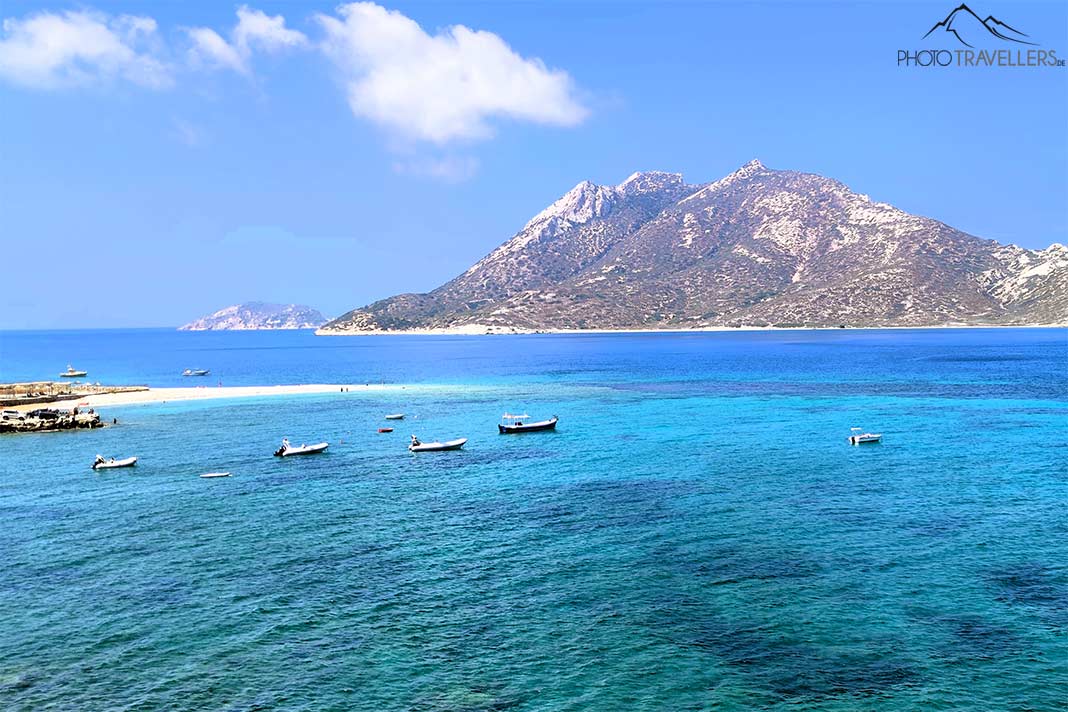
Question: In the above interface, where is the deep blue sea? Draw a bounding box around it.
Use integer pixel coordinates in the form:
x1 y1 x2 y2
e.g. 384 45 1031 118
1 328 1066 710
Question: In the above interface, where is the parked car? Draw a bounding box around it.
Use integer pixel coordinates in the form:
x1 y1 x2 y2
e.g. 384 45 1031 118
1 409 25 422
27 409 60 420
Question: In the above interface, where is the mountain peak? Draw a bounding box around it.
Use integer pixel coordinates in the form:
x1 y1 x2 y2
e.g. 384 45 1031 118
718 159 768 183
617 171 684 194
681 160 769 203
524 179 614 229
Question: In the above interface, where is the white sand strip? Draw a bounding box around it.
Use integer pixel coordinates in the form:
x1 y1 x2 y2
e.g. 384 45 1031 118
13 384 398 410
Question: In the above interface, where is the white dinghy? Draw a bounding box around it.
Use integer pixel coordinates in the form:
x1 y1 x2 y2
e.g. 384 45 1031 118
200 472 231 478
408 435 467 452
92 455 137 470
274 438 329 457
848 427 882 445
385 413 406 420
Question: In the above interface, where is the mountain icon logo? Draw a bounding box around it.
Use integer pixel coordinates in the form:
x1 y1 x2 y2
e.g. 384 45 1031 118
923 3 1037 48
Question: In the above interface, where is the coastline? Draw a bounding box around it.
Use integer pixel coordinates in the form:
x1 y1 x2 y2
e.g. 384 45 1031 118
10 383 398 411
315 323 1067 336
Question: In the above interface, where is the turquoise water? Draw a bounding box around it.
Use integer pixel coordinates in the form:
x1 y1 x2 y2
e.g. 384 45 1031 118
1 329 1066 710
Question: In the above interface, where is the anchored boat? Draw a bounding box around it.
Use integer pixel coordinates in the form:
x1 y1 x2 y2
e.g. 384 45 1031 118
200 472 231 478
183 369 210 377
92 455 137 470
385 413 405 420
274 438 329 457
409 435 467 452
498 414 558 434
848 427 882 445
60 364 87 378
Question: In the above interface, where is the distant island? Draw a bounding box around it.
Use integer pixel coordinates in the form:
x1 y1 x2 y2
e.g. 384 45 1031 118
179 302 326 331
319 161 1067 334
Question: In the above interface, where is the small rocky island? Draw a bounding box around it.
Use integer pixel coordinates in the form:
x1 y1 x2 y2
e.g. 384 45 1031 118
179 302 326 331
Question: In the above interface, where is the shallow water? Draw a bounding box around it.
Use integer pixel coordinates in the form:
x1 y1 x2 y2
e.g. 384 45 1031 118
1 328 1065 710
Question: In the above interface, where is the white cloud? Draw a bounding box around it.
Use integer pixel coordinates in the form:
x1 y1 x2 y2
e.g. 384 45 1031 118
187 27 246 73
233 5 307 54
316 2 588 144
0 9 171 89
187 5 306 75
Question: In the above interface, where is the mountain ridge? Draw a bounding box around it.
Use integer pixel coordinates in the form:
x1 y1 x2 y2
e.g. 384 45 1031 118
321 161 1066 333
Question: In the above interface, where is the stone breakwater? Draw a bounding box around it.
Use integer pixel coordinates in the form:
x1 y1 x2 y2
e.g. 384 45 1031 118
0 408 106 434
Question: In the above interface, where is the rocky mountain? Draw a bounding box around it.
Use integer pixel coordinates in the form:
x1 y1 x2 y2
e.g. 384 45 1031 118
180 302 326 331
321 161 1067 333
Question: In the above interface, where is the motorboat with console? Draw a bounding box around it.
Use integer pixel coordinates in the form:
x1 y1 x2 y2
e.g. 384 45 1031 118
498 414 558 434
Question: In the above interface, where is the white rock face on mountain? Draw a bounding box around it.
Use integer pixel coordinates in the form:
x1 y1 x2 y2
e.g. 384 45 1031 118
179 302 326 331
321 161 1067 332
981 244 1068 323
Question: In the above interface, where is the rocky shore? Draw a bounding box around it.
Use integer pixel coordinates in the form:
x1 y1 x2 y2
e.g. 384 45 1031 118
0 408 106 434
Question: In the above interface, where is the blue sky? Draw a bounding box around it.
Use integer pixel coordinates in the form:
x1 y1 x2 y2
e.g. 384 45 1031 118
1 0 1065 329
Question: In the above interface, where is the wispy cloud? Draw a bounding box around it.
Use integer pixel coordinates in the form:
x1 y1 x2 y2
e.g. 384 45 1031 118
0 9 171 89
393 155 480 183
171 117 204 147
187 5 307 76
316 2 588 144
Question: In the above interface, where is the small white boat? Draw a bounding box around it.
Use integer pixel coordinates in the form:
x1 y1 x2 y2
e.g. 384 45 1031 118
274 439 329 457
92 455 137 470
183 369 210 377
409 436 467 452
200 472 231 478
60 364 87 378
849 428 882 445
499 414 558 434
385 413 405 420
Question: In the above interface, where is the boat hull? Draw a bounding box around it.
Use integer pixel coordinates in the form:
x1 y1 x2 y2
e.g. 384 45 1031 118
385 414 405 420
409 438 467 452
499 417 558 434
275 442 329 457
200 472 231 478
60 372 87 378
849 435 882 445
93 457 137 470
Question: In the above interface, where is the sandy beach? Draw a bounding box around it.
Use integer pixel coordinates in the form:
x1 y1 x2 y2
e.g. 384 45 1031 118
12 384 397 411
